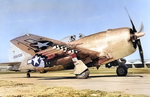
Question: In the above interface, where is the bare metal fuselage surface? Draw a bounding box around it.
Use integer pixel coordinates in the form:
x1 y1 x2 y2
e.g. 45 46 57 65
72 27 135 64
11 27 136 72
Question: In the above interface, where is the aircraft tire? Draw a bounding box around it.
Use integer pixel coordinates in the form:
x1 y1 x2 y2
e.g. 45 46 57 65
27 72 30 78
75 69 90 79
116 65 128 76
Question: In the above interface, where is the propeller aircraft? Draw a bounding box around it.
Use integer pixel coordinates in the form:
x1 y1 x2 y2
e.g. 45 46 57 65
3 8 145 79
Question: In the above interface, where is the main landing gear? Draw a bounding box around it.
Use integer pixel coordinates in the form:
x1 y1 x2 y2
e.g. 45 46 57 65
116 64 128 76
106 59 128 76
75 69 90 79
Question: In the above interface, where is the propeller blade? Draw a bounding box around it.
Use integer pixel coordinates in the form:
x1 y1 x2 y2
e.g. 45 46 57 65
125 7 145 66
139 22 144 32
124 7 137 33
137 39 144 66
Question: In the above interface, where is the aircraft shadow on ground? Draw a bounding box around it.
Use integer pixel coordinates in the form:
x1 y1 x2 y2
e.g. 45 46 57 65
12 74 143 80
37 74 143 80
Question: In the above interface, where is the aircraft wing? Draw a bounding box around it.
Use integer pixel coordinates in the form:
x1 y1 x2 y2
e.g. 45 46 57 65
11 34 68 56
11 34 101 60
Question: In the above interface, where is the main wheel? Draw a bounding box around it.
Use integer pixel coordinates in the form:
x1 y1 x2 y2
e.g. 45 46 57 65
75 69 90 79
116 65 128 76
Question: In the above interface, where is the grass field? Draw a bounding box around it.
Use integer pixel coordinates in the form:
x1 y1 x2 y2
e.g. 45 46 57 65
0 80 146 97
0 68 150 97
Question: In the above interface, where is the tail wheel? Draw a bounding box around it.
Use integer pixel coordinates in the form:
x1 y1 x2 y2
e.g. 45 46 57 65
75 69 90 79
116 65 128 76
27 72 30 78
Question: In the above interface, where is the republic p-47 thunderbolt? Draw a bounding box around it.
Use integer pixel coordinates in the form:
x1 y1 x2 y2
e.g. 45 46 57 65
4 10 145 79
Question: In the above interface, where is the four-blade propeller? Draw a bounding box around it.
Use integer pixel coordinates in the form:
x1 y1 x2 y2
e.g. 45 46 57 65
125 7 145 66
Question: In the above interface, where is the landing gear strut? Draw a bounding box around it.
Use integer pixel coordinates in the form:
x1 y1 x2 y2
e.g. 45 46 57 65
116 64 128 76
27 71 31 78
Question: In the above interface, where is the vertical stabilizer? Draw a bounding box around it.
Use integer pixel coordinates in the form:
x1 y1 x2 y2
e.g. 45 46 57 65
8 43 30 62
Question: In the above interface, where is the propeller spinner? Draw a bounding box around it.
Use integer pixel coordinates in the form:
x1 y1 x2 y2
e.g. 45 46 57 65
125 7 145 66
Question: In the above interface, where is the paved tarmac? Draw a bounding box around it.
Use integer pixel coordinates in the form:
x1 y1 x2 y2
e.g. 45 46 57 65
0 72 150 96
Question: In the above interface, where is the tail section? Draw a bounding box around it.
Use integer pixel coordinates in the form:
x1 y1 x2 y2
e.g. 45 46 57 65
8 42 34 62
8 43 25 62
7 43 34 71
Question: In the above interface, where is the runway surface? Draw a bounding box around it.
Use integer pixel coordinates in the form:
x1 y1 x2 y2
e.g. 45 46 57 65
0 71 150 96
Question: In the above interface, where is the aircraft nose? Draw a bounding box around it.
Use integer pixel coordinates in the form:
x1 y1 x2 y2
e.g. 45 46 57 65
135 32 145 38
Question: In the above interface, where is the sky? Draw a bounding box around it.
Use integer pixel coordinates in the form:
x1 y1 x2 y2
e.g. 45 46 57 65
0 0 150 62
